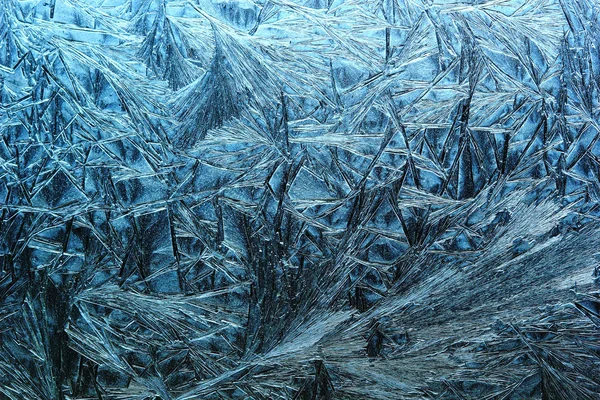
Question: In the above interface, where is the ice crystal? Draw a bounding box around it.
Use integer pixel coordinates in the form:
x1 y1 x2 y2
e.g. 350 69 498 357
1 0 600 399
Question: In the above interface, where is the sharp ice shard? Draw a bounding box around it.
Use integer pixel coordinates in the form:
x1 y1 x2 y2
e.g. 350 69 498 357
1 0 600 399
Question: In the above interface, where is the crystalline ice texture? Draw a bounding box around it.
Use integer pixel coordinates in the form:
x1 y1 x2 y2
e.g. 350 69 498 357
1 0 600 399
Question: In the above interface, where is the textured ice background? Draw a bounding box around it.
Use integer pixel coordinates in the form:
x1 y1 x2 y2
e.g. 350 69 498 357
1 0 600 398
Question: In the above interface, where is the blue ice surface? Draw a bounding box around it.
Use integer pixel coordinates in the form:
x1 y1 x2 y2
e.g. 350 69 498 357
1 0 600 399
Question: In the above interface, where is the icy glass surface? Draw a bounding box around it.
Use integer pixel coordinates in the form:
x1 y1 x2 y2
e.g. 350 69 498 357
1 0 600 398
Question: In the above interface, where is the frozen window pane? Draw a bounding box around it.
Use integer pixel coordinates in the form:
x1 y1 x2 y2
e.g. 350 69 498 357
1 0 600 399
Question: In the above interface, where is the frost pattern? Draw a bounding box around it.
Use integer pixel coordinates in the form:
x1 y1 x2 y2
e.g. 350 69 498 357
1 0 600 399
